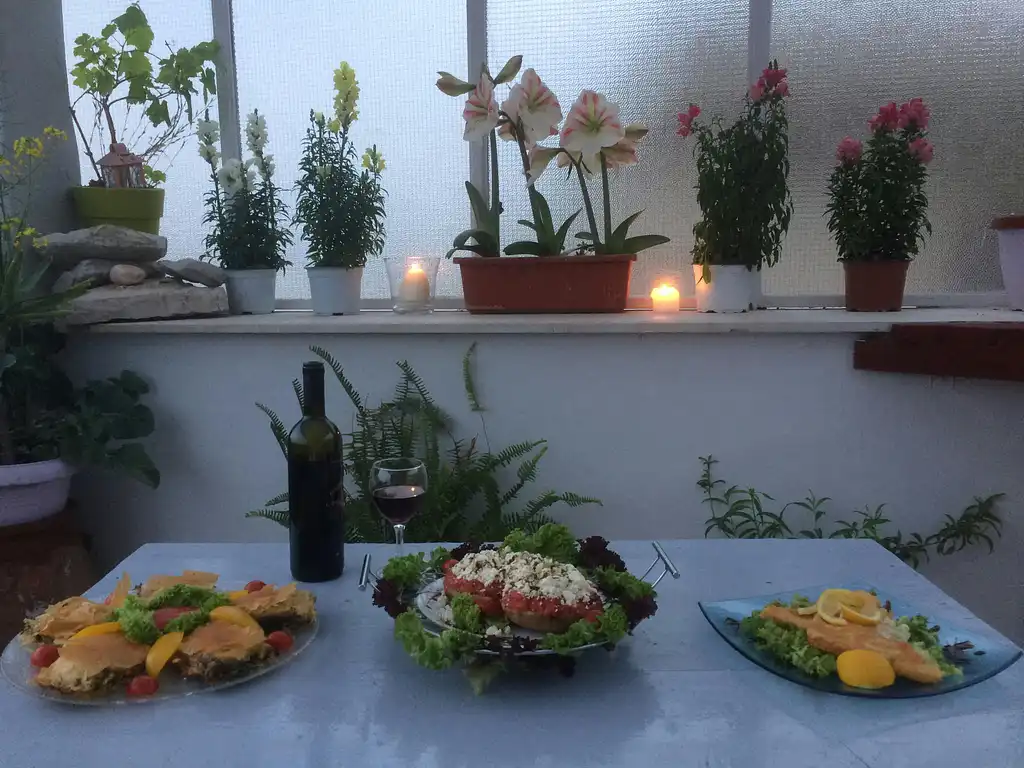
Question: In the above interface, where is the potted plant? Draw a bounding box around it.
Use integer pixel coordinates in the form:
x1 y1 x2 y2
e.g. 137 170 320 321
992 216 1024 310
295 62 387 316
0 129 159 525
677 63 793 313
68 2 218 233
826 99 934 311
198 111 291 314
437 56 668 313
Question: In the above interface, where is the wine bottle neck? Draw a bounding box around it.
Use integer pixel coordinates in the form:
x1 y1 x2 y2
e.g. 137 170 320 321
302 366 326 418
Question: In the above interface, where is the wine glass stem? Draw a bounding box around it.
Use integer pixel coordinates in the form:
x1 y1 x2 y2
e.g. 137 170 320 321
393 524 406 556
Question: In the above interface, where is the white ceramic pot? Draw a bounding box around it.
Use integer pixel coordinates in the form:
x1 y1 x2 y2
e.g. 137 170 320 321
225 269 277 315
693 264 761 313
0 459 73 526
307 267 363 316
996 227 1024 310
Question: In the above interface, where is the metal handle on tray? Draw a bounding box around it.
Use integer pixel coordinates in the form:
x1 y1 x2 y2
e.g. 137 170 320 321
640 541 680 588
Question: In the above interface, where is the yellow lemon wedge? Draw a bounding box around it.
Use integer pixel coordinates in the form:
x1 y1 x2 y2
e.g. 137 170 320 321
815 589 854 626
837 649 896 689
840 591 883 626
69 621 122 640
227 590 249 601
209 605 261 631
145 631 184 678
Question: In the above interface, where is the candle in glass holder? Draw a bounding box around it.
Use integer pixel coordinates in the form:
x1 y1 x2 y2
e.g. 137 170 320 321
650 283 680 313
399 263 430 306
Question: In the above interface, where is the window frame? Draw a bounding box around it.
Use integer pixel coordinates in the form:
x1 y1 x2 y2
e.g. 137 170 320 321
209 0 1009 311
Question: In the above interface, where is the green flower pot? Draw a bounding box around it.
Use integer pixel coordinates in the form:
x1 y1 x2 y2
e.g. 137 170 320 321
71 187 165 234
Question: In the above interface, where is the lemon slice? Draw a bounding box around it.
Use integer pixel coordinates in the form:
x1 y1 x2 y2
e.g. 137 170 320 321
815 589 853 626
69 621 122 640
840 591 883 626
837 649 895 689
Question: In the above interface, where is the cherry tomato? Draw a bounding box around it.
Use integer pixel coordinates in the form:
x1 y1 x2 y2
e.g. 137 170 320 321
103 595 112 605
153 606 195 630
244 580 267 593
126 674 159 696
30 645 59 668
266 631 293 653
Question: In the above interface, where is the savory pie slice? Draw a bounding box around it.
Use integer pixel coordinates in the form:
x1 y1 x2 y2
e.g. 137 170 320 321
176 620 270 681
35 633 148 694
21 597 114 645
232 583 316 628
139 570 220 599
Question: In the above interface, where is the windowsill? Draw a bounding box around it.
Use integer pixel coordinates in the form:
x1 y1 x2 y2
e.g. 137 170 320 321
79 307 1023 335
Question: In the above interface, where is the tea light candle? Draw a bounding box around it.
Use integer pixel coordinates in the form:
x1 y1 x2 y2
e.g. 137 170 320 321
650 283 680 313
399 263 430 304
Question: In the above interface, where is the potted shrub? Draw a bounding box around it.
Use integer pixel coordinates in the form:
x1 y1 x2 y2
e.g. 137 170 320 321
0 129 159 525
295 62 387 316
68 2 218 233
826 99 934 311
198 111 291 314
991 216 1024 310
437 56 668 313
677 63 793 312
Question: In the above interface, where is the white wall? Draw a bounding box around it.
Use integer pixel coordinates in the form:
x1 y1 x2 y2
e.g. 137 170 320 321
64 330 1024 642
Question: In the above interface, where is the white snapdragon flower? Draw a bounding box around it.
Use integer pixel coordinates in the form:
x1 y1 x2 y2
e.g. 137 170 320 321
255 153 275 179
313 111 326 127
198 143 220 166
196 118 220 144
315 164 332 179
218 158 246 195
245 111 268 154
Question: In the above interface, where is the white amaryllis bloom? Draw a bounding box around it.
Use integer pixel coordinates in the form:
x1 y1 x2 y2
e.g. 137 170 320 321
556 122 647 173
499 68 562 146
462 73 498 141
245 112 268 154
526 146 561 185
218 158 246 195
560 90 624 157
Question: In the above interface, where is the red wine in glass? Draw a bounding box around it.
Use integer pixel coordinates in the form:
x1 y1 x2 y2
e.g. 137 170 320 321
371 485 426 525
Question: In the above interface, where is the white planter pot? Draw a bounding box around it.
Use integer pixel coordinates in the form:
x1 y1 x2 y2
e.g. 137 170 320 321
307 267 363 316
225 269 277 315
693 264 761 313
996 228 1024 310
0 459 73 526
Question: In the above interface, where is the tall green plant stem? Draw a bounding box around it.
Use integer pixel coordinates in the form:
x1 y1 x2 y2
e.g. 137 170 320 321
509 117 542 233
600 155 612 246
489 130 500 246
573 158 600 252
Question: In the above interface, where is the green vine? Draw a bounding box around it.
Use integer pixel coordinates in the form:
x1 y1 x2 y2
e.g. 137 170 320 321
698 455 1003 568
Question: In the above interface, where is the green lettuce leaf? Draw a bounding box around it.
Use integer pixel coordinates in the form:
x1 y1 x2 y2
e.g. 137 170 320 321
740 612 837 678
382 554 428 592
449 593 483 633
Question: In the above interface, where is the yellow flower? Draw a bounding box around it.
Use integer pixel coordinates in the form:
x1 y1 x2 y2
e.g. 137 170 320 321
327 117 341 133
361 146 385 174
332 61 360 127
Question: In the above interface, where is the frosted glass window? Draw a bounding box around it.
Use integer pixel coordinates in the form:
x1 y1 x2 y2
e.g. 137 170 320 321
233 0 468 299
489 0 749 296
63 0 216 263
773 0 1024 295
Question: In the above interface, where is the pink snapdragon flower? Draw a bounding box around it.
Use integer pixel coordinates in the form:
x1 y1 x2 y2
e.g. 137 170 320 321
898 98 930 131
762 66 788 89
908 137 934 164
676 104 700 137
775 80 790 97
835 137 863 165
869 102 900 133
749 81 765 102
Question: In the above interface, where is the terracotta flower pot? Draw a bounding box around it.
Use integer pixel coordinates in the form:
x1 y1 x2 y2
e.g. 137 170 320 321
843 261 909 312
454 254 636 314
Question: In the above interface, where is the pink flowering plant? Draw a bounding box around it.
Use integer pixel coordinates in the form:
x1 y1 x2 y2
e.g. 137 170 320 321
825 98 933 262
677 62 793 276
436 56 668 257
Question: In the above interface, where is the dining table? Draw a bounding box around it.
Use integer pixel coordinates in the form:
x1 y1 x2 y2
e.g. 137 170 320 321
1 538 1021 768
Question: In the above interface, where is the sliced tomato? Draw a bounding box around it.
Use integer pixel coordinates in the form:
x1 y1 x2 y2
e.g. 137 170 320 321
244 580 267 593
502 591 603 622
443 571 504 617
30 645 59 668
153 606 195 630
266 630 293 653
126 674 159 696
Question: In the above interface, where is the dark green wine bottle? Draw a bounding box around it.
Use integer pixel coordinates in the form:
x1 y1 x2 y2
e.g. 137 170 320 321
288 362 344 582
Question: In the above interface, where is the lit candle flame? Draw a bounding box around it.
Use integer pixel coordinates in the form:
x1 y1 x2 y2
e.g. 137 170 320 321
407 263 424 275
650 283 680 313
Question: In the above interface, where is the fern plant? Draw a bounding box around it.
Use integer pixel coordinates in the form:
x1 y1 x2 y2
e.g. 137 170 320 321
247 343 600 542
698 455 1004 568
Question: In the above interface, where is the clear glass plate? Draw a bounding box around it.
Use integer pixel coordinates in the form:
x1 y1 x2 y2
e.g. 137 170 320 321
1 617 318 706
699 585 1022 698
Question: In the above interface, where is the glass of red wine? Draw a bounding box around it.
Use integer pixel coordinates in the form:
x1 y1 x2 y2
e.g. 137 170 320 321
369 458 427 555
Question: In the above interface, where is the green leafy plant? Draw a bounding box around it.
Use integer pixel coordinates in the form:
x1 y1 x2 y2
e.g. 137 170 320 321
825 99 933 262
69 2 219 186
295 62 386 269
247 344 600 541
698 455 1002 568
678 62 793 276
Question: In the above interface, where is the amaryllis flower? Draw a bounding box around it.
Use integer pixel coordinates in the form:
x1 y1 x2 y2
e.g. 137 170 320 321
462 72 498 141
908 137 934 164
835 137 863 165
499 68 562 146
869 102 900 132
435 71 476 97
526 146 560 184
560 90 624 157
898 98 930 131
677 104 700 137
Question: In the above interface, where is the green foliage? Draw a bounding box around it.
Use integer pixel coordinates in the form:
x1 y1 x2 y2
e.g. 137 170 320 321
689 62 792 269
449 593 484 633
248 345 600 542
447 180 501 259
505 189 581 257
502 522 581 564
380 553 430 592
70 3 219 184
740 610 838 677
540 603 629 655
295 111 386 268
113 595 160 645
698 455 1003 568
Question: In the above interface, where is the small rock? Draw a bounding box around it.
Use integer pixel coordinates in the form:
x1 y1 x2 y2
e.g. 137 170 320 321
39 225 167 270
156 258 227 287
109 264 148 286
64 279 229 325
51 258 116 294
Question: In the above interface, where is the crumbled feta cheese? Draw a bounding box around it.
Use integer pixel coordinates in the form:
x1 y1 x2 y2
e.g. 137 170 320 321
449 549 504 585
448 548 599 606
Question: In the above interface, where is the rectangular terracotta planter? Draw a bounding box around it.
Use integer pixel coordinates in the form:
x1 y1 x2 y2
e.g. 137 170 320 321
454 254 637 313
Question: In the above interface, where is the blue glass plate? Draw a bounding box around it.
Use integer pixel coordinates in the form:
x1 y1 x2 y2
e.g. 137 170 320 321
699 586 1022 698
